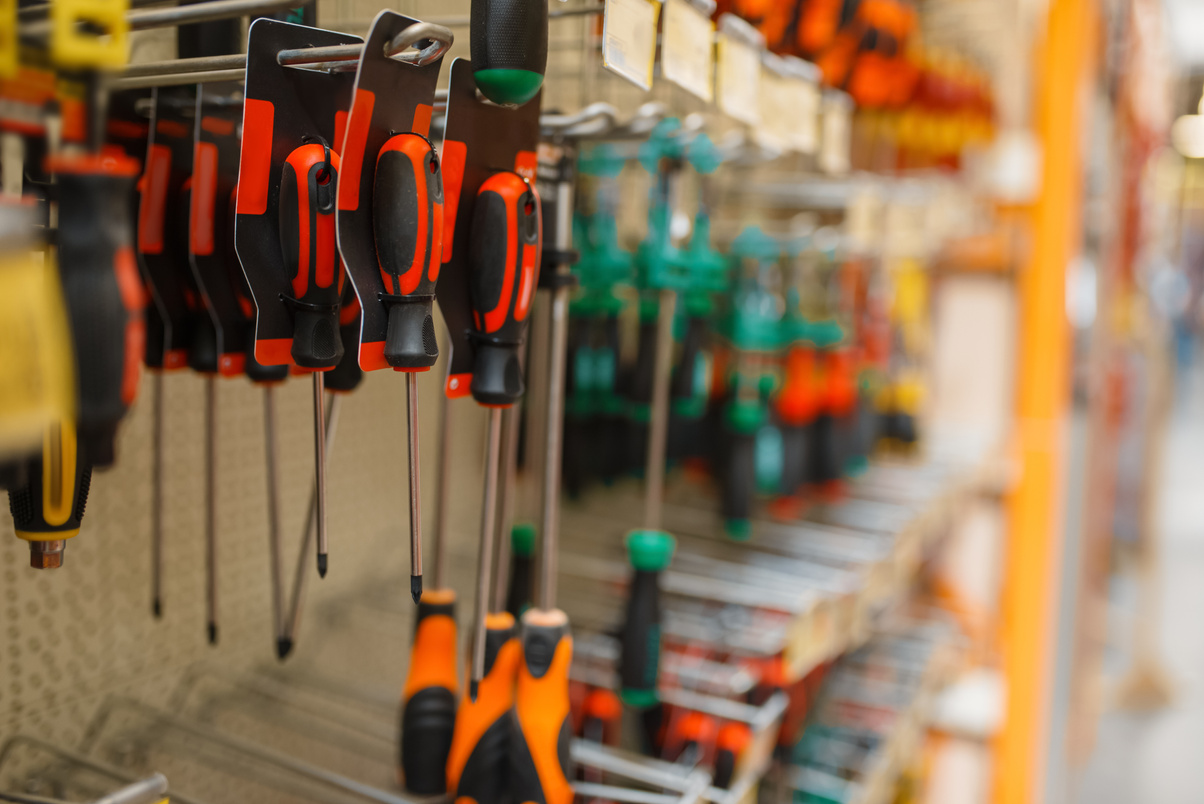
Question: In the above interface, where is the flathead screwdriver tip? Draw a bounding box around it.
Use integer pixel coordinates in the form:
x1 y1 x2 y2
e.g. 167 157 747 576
207 622 218 645
152 598 161 619
469 679 479 703
411 574 422 605
276 636 293 661
317 553 328 579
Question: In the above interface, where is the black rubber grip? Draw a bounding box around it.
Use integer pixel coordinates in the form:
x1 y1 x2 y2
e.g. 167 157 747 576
7 428 92 535
400 687 456 794
779 423 809 496
721 431 755 523
714 748 736 789
56 164 142 468
619 570 662 701
506 552 533 618
808 413 841 485
469 0 548 102
629 318 657 406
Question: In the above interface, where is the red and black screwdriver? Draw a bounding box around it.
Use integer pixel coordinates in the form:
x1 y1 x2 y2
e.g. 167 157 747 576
278 138 343 578
372 131 443 604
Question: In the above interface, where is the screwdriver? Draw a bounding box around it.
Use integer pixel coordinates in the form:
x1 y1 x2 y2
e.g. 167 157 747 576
372 132 444 604
512 161 575 804
277 287 361 659
399 359 457 795
665 710 717 769
713 722 751 789
8 419 93 570
278 138 344 578
469 0 548 107
446 170 540 803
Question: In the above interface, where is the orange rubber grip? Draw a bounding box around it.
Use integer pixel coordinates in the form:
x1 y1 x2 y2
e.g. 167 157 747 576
511 609 573 804
400 589 458 795
447 611 520 803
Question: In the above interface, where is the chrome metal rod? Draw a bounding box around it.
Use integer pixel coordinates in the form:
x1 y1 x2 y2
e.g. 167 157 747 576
312 372 329 577
491 404 521 613
470 408 503 701
263 385 284 651
643 288 677 532
433 389 453 590
90 774 169 804
107 68 246 90
129 0 296 28
150 370 164 618
205 375 218 644
406 372 423 603
123 53 246 77
280 393 341 657
537 175 575 611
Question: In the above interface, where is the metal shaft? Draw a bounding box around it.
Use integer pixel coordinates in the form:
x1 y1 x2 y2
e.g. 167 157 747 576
205 376 218 644
280 393 341 657
406 372 423 603
491 404 521 613
537 175 575 612
643 288 677 532
313 372 329 577
151 371 164 618
471 408 504 701
263 385 284 651
433 389 453 590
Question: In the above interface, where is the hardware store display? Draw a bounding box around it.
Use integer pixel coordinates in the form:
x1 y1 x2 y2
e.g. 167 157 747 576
3 0 1163 802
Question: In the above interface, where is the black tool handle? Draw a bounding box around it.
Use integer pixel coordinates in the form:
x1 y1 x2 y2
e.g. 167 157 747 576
670 315 707 402
469 0 548 106
279 142 343 369
54 156 144 467
721 430 755 536
374 134 443 370
467 171 541 407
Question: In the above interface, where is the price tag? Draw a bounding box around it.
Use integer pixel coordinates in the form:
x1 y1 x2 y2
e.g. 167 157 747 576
716 32 760 125
661 0 715 102
603 0 661 91
820 91 852 174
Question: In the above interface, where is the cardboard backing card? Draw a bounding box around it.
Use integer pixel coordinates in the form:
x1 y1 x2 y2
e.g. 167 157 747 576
188 84 249 377
234 18 361 367
137 87 202 370
336 10 444 373
436 57 541 397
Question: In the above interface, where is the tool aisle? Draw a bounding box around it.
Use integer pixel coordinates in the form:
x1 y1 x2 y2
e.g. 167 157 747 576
0 1 1007 803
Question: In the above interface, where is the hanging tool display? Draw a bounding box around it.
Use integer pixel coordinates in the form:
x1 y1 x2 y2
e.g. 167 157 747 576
235 18 360 580
337 12 452 607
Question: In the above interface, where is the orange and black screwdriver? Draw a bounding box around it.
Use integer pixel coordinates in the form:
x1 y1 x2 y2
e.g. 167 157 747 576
713 722 751 790
278 137 343 578
446 171 541 804
372 131 444 604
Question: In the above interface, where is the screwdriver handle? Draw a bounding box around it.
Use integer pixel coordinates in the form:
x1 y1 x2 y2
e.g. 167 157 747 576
447 611 521 803
721 430 755 541
670 315 707 412
467 171 541 408
279 142 343 370
619 529 674 708
324 289 364 393
580 688 621 744
52 154 145 468
505 522 536 618
182 180 220 375
469 0 548 106
229 186 288 384
400 588 459 795
713 722 751 789
373 133 444 370
511 608 573 804
7 419 92 568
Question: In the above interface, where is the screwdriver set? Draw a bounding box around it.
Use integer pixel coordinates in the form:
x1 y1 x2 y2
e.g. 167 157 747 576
0 2 998 804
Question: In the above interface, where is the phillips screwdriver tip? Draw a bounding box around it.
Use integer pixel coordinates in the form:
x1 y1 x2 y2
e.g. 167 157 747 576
411 575 422 605
468 679 479 703
317 553 328 578
207 622 218 645
276 637 293 661
152 599 162 619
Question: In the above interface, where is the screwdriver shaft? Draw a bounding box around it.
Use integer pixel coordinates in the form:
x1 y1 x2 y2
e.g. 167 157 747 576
263 385 284 649
313 372 329 577
406 372 423 603
433 389 452 591
280 393 341 657
205 375 218 644
643 288 676 533
492 404 521 613
151 370 164 618
471 407 504 700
